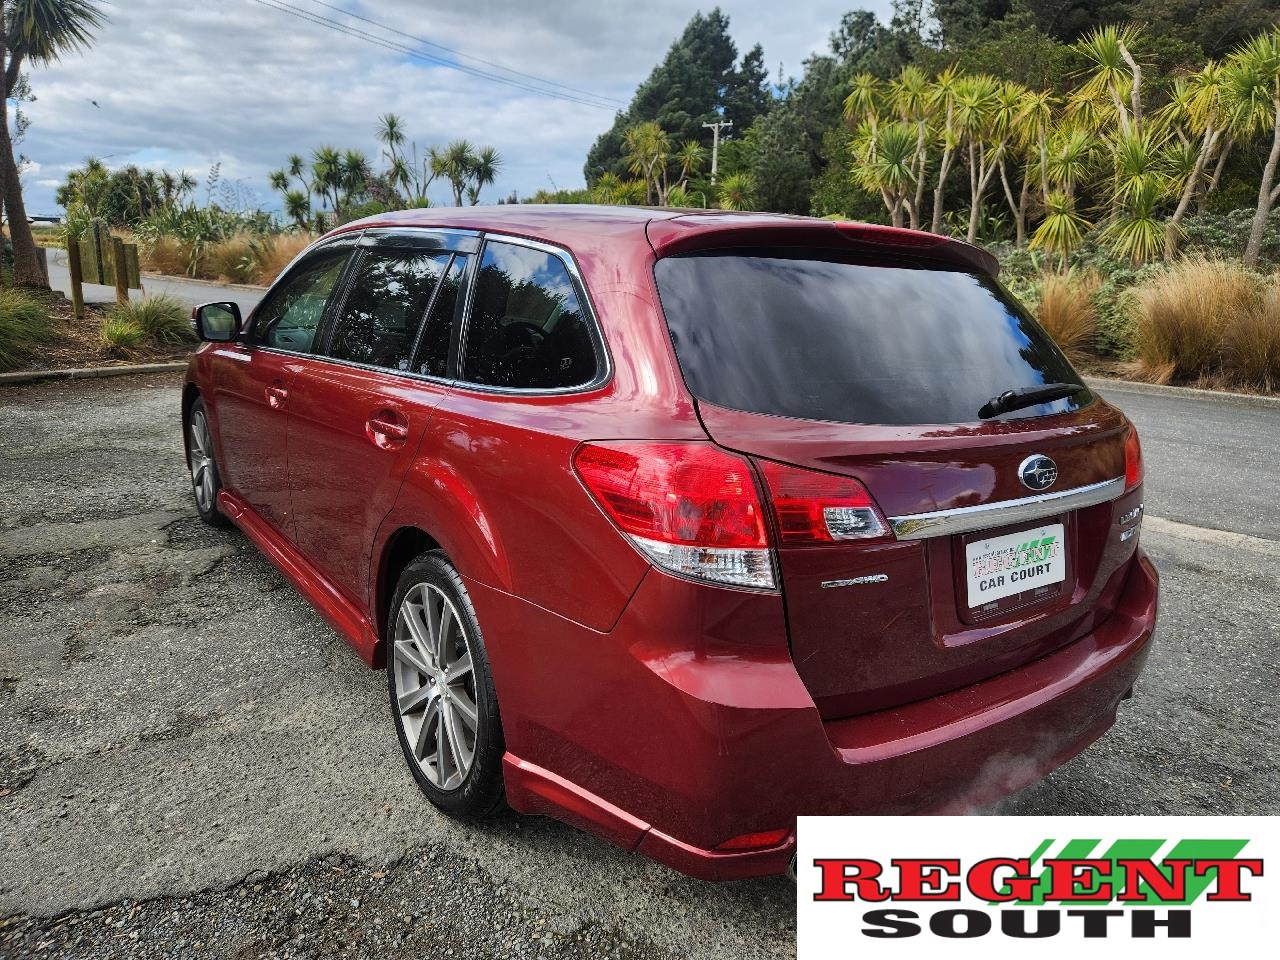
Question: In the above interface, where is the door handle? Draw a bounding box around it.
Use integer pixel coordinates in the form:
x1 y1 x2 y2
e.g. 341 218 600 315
265 383 289 410
365 410 409 450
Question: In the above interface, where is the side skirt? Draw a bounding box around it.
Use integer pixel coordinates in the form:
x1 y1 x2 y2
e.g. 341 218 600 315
217 489 380 665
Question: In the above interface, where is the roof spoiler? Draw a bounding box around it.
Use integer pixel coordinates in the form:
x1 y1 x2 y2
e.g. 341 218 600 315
646 216 1000 278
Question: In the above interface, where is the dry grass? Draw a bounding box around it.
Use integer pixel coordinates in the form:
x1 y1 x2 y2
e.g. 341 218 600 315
1132 258 1253 382
251 233 312 285
1222 276 1280 391
140 231 315 286
1035 270 1100 362
203 234 259 284
141 235 191 277
1130 257 1277 390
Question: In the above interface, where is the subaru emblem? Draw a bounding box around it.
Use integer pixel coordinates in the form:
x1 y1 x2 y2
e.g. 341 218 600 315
1018 454 1058 492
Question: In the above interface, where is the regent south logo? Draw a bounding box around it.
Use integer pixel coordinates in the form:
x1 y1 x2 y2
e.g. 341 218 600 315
797 817 1277 959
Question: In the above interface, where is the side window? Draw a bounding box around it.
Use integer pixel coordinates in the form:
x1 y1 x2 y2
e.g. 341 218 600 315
415 254 467 377
328 250 451 370
250 247 350 352
462 241 599 389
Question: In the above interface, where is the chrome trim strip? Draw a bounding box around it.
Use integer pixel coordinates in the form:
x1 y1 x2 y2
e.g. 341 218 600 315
889 476 1125 540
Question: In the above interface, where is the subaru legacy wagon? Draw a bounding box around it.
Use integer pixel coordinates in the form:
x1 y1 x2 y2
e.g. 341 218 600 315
183 206 1156 880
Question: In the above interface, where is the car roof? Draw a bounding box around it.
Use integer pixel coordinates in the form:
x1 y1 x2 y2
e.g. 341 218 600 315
330 205 999 277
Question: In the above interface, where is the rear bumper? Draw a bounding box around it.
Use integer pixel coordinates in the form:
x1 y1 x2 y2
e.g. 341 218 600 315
477 549 1158 882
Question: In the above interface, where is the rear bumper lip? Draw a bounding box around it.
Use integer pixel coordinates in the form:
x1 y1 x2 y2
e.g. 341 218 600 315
500 551 1158 882
889 475 1125 539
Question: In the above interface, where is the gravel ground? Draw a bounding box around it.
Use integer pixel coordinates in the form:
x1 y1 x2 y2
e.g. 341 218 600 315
1 373 1276 959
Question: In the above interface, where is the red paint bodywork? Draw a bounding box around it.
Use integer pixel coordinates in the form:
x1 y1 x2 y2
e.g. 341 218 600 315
183 206 1158 881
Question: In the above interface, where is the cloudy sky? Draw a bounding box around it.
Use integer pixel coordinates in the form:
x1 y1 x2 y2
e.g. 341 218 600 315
23 0 894 216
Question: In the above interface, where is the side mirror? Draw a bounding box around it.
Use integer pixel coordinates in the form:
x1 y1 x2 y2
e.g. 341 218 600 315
192 302 242 343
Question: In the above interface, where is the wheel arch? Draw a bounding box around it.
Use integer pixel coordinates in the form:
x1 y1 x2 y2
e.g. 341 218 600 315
180 383 201 466
372 525 443 667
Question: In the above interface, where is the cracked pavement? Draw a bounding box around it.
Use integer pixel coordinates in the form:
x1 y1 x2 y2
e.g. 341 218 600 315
1 373 1276 959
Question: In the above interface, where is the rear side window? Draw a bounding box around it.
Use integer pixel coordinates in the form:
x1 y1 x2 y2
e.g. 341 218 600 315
462 240 599 390
328 251 451 371
654 252 1090 426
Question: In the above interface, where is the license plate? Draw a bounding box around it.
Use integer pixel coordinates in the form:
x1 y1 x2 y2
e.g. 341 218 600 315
965 523 1065 608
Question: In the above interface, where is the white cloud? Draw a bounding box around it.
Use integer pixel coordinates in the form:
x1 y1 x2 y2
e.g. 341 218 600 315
22 0 893 215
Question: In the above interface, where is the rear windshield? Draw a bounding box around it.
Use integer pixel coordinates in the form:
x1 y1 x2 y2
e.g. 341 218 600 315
654 251 1091 426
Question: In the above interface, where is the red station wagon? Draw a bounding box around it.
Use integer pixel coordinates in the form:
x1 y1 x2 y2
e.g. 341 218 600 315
182 206 1157 880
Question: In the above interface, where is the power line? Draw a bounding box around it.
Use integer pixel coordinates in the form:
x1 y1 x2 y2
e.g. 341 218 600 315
301 0 626 107
246 0 620 111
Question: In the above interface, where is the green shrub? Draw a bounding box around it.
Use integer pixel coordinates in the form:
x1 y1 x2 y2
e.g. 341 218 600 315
100 317 145 355
109 295 192 344
1182 209 1280 268
0 289 53 372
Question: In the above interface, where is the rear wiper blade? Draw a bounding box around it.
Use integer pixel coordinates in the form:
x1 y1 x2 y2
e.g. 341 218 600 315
979 382 1086 419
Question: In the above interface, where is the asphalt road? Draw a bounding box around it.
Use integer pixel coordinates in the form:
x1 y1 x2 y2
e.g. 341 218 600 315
0 374 1276 959
45 247 267 313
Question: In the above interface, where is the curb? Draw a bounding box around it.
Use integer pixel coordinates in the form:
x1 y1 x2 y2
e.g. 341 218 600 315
1084 376 1280 410
0 362 187 386
141 272 269 293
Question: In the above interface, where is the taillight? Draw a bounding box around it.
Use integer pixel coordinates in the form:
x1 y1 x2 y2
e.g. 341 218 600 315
757 460 891 543
573 442 775 590
1124 426 1144 491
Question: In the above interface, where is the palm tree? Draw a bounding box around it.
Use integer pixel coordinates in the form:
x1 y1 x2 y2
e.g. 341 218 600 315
674 140 706 191
1099 177 1165 264
622 122 670 205
435 139 475 207
953 74 1004 243
283 189 310 229
1156 62 1231 255
852 121 918 227
377 113 405 163
2 0 107 287
311 146 344 218
889 65 932 230
929 66 962 233
1030 192 1089 267
340 149 371 206
1225 29 1280 267
717 172 754 211
468 145 501 205
1075 24 1146 137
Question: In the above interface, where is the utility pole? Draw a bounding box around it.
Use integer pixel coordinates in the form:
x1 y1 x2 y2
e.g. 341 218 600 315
702 119 733 186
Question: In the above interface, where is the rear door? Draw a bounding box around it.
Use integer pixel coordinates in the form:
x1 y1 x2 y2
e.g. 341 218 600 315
285 229 475 608
654 250 1140 719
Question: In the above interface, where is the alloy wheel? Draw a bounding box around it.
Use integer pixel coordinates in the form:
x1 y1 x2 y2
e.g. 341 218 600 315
188 409 216 512
392 582 480 790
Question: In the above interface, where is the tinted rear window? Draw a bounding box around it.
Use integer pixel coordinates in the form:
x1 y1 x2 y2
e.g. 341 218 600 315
654 252 1091 426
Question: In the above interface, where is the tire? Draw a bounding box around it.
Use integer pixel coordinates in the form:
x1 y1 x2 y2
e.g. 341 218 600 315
387 551 505 817
187 397 229 527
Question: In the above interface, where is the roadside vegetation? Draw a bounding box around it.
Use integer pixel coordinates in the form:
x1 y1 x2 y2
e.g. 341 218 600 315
569 4 1280 391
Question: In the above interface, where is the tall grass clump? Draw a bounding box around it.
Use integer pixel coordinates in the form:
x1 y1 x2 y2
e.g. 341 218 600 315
110 295 192 344
142 235 191 277
0 289 52 371
253 233 312 285
1222 277 1280 391
1130 258 1267 386
100 318 145 356
204 233 260 284
1034 269 1100 362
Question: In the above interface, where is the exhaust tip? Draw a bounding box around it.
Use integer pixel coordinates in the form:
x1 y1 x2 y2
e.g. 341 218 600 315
786 852 798 881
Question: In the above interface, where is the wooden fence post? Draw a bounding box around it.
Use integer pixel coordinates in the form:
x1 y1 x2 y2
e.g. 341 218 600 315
67 242 86 319
111 236 129 305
